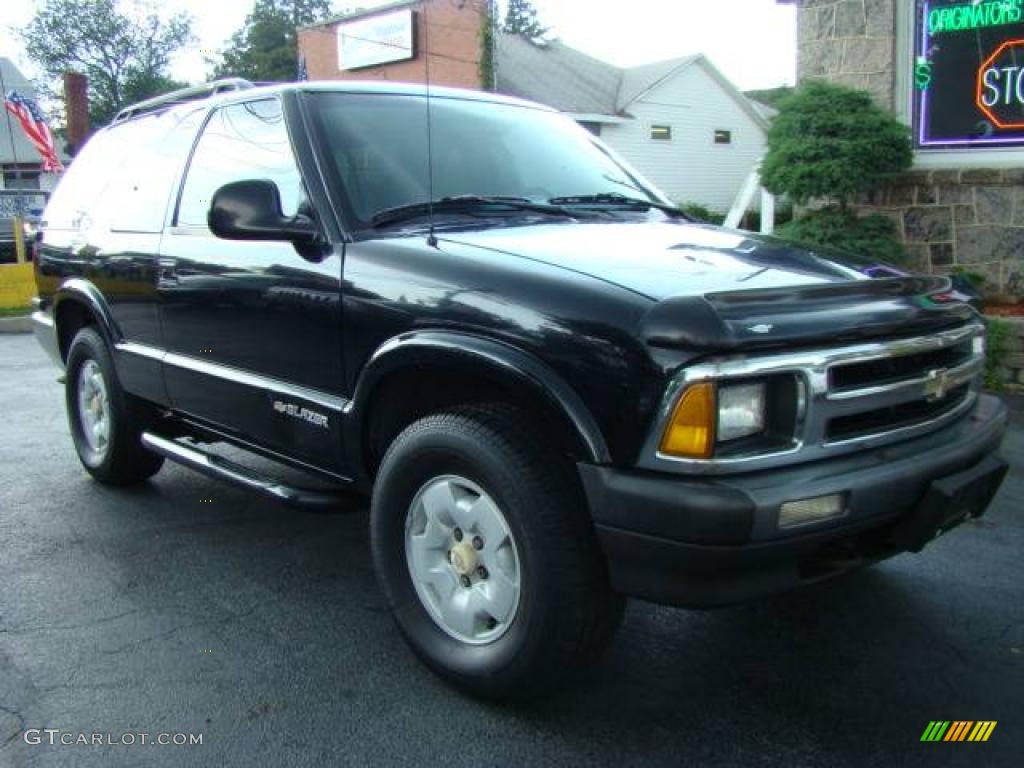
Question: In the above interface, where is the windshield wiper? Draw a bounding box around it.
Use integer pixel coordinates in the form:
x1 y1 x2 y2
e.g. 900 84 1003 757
548 192 685 218
370 195 577 228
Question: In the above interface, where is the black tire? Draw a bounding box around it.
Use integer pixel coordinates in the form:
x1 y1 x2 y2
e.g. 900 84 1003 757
370 404 624 702
65 326 164 486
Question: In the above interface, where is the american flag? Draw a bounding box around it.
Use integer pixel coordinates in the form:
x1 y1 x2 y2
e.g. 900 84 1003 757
297 55 308 82
4 90 63 172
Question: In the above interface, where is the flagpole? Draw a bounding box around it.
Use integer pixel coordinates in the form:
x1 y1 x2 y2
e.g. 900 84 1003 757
0 61 24 189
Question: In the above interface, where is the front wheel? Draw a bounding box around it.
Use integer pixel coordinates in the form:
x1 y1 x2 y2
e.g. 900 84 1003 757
65 327 164 486
370 405 624 702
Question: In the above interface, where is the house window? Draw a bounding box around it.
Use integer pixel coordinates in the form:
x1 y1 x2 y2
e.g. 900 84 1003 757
650 125 672 141
714 130 732 145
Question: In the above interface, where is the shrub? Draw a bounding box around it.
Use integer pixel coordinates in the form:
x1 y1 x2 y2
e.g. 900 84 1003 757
984 318 1013 390
678 202 725 225
774 208 905 263
761 81 913 206
761 81 912 263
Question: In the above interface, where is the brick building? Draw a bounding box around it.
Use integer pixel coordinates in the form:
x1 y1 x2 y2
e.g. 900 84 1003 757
782 0 1024 299
297 0 487 90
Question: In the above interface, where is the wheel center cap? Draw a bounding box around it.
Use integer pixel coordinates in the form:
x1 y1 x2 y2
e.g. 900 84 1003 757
448 542 478 576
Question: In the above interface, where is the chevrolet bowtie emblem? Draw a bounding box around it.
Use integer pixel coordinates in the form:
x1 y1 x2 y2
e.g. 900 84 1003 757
923 368 955 401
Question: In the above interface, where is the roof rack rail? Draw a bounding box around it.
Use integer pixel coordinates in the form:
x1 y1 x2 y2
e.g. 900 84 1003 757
111 79 254 123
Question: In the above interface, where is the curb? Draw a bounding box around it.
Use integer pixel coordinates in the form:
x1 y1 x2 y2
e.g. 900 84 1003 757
0 314 32 334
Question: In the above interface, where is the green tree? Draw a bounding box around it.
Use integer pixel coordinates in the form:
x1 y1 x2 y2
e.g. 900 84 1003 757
761 81 912 208
20 0 193 126
761 81 913 263
213 0 333 82
743 85 794 110
503 0 548 40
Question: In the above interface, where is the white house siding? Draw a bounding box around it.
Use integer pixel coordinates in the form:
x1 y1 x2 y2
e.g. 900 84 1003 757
599 64 767 214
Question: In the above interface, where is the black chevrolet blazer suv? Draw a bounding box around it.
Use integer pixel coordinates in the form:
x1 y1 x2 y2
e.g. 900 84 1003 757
32 80 1009 701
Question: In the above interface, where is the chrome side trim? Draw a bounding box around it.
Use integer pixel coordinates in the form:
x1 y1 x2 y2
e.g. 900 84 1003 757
116 341 163 361
638 323 985 476
115 342 349 413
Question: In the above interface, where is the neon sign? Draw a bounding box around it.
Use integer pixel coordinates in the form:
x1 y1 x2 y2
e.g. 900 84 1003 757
914 0 1024 149
928 0 1022 34
977 39 1024 128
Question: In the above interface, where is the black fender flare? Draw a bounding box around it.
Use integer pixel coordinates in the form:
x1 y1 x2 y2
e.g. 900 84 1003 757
53 278 121 355
346 331 611 472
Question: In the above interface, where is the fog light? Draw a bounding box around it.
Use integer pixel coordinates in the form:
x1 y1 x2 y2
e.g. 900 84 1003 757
778 494 845 529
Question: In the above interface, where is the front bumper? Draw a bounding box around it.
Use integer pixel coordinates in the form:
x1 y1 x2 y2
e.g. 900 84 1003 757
580 393 1009 608
32 302 62 368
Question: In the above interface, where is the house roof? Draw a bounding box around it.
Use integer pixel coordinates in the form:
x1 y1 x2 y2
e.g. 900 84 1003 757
616 54 699 110
495 34 622 116
0 58 47 167
494 35 771 130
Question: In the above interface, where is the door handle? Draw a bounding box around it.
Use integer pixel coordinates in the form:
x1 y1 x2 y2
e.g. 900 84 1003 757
158 258 179 285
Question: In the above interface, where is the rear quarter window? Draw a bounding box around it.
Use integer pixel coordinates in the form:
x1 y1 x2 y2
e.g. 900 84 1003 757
43 107 205 233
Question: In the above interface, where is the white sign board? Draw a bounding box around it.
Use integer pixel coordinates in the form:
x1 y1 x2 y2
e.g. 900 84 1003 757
337 9 416 71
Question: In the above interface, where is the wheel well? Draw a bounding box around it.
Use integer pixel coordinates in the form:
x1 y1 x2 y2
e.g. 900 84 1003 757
363 365 591 477
55 299 97 362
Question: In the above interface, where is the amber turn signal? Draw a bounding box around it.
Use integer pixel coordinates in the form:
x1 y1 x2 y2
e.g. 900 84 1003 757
659 382 716 459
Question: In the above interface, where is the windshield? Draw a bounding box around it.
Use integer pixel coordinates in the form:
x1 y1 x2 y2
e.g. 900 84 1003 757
307 92 669 231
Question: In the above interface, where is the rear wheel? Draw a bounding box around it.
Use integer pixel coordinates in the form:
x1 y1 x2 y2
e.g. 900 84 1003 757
65 327 164 485
371 404 624 702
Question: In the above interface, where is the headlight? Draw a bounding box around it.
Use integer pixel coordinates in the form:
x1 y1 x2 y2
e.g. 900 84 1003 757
717 382 766 442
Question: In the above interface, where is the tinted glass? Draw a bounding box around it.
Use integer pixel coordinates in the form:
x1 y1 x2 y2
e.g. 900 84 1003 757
308 93 662 229
44 108 204 232
105 109 205 232
177 99 302 228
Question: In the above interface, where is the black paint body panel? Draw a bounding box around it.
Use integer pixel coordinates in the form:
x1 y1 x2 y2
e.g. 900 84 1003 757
32 82 982 484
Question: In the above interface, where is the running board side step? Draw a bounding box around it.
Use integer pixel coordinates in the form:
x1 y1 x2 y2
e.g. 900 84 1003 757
141 432 352 511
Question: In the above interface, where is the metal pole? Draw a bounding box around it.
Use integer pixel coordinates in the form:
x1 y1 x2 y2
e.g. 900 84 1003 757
13 214 25 263
0 61 26 258
0 61 24 190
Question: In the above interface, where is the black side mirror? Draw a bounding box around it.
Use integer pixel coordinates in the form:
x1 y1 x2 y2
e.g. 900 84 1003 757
208 179 319 245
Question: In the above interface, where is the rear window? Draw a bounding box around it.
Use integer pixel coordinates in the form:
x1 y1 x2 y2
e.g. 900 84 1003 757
44 107 204 233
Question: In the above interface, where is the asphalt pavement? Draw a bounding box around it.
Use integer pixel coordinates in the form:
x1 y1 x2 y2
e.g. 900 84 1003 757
1 332 1021 767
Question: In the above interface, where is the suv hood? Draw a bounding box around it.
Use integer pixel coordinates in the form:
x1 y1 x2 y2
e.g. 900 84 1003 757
441 220 978 350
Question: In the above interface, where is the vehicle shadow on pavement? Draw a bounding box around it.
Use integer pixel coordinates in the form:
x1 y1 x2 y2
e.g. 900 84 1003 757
41 432 1021 768
4 333 1019 767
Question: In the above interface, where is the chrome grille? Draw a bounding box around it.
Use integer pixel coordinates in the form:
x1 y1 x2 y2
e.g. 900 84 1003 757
825 384 970 442
640 323 986 475
828 340 972 392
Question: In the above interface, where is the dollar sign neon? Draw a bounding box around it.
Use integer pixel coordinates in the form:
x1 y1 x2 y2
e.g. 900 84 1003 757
915 60 933 90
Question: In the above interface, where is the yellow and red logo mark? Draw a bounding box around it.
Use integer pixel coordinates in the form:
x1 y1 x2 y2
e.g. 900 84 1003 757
921 721 997 742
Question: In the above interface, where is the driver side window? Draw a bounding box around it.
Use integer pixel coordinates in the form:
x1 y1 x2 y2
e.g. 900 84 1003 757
176 99 303 229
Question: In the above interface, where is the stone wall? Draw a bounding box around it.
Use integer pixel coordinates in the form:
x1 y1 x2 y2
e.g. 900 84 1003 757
857 169 1024 298
795 0 896 110
790 0 1024 299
